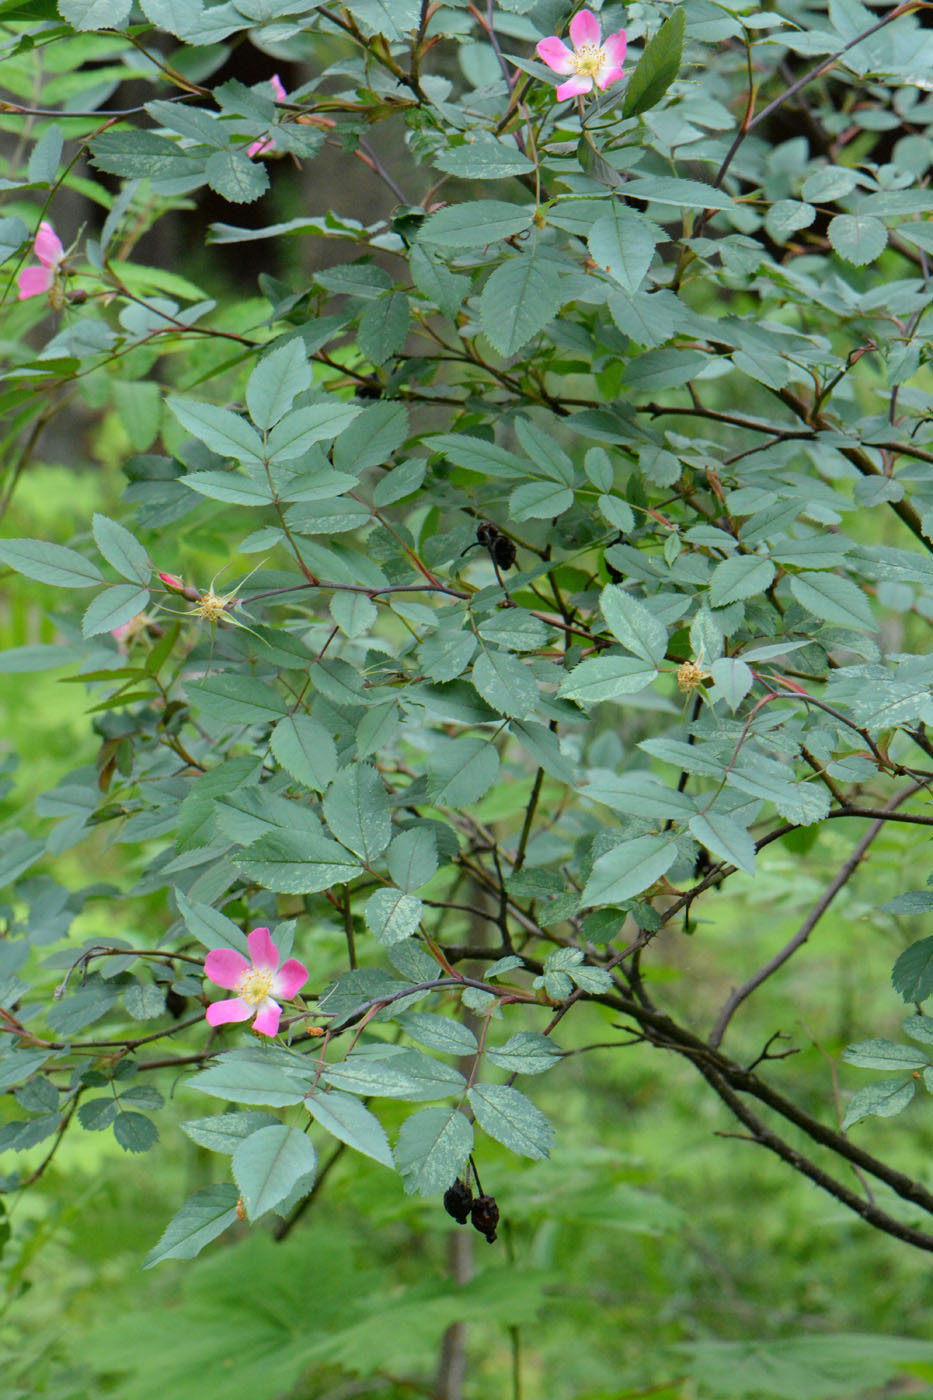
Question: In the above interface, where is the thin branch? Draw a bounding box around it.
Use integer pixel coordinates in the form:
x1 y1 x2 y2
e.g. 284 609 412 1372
709 783 920 1048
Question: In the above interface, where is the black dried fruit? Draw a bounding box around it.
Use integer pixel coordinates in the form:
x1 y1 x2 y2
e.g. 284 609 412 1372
443 1178 473 1224
470 1193 499 1243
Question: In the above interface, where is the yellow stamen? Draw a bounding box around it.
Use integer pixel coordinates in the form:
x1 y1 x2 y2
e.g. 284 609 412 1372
192 586 238 623
572 42 607 79
235 967 274 1006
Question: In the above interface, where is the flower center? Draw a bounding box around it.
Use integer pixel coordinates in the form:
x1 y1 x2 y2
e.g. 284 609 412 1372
572 41 606 78
192 586 237 623
235 967 274 1006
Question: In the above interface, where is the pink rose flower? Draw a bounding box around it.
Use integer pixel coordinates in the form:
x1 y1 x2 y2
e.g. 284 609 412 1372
247 74 288 158
204 927 308 1037
16 221 65 301
537 9 626 102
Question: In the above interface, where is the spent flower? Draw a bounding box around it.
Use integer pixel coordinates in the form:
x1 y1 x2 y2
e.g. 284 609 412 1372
537 9 626 101
204 927 308 1037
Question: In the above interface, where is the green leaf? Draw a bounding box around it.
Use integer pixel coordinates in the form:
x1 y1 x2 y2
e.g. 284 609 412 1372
365 888 423 944
892 938 933 1002
419 201 535 247
323 764 391 860
387 827 438 891
93 516 150 587
182 472 274 506
189 1059 313 1107
623 7 686 117
487 1032 562 1075
708 555 775 607
142 1184 240 1268
335 400 410 473
266 402 362 460
58 0 131 29
205 148 269 204
0 539 103 588
689 813 756 876
708 658 754 712
234 831 363 893
232 1123 317 1221
828 213 887 266
270 716 338 793
624 175 735 212
397 1012 478 1056
600 586 667 665
322 1050 465 1100
174 888 249 955
124 983 166 1020
330 589 377 638
479 254 563 356
188 676 288 725
726 764 829 825
113 380 162 453
789 572 875 630
0 215 28 265
841 1077 915 1130
842 1038 929 1070
509 480 574 520
358 292 410 366
588 208 657 294
558 655 658 703
113 1111 158 1154
167 398 264 464
396 1106 473 1195
427 737 500 807
434 139 534 179
582 836 678 906
471 649 538 719
181 1111 280 1154
468 1083 555 1160
245 339 311 430
763 200 817 242
82 584 150 639
305 1090 394 1166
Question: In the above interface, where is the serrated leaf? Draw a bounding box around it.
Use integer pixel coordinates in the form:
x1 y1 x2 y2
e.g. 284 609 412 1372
245 339 311 430
623 7 685 117
397 1011 478 1056
588 208 657 294
709 555 775 608
396 1106 473 1195
789 572 875 630
266 402 362 460
843 1038 929 1070
82 585 150 639
234 831 363 894
480 254 563 356
175 888 249 954
323 764 391 860
232 1123 317 1220
892 938 933 1003
471 649 538 719
600 586 667 665
468 1083 555 1160
509 480 574 520
270 716 337 793
689 812 756 875
142 1185 240 1269
365 888 423 944
419 201 534 247
58 0 131 28
189 1058 313 1107
205 148 269 204
842 1077 915 1130
323 1050 465 1100
427 737 500 807
358 292 410 366
0 539 102 588
828 213 887 266
92 514 150 584
487 1031 561 1075
387 827 438 892
113 1111 158 1154
188 675 287 725
305 1090 393 1166
181 1110 280 1154
558 655 658 703
582 836 678 906
167 397 264 463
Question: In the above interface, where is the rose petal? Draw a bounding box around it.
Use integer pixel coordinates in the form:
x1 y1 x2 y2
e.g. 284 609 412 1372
247 926 279 970
269 74 287 102
34 221 64 267
569 8 601 48
252 1000 282 1036
16 266 53 300
204 947 250 989
274 957 308 1000
556 75 594 100
536 37 576 74
596 63 625 90
206 996 253 1026
603 31 627 67
247 137 274 158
